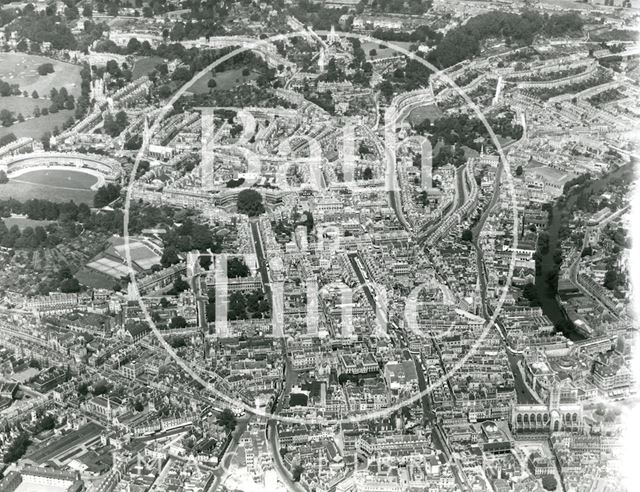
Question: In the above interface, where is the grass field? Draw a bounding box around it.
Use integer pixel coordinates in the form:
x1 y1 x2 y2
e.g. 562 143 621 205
3 216 54 230
132 55 165 79
407 104 442 126
0 96 45 115
0 179 95 204
0 109 74 140
16 169 98 190
75 266 120 289
189 68 260 94
0 53 82 97
362 40 413 60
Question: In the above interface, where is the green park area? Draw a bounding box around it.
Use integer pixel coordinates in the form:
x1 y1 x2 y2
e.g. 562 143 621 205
0 53 81 140
0 109 74 140
0 170 96 204
0 53 82 96
188 67 261 94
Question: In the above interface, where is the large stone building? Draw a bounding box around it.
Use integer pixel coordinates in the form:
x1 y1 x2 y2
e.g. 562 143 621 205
511 379 584 434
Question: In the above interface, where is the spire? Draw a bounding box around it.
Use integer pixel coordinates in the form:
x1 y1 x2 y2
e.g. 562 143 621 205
328 25 338 45
318 49 326 71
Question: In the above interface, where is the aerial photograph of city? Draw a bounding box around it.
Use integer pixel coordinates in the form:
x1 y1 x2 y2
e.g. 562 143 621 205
0 0 637 491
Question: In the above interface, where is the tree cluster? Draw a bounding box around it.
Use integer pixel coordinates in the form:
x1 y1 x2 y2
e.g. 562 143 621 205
288 1 351 30
6 8 77 50
0 198 91 222
167 276 190 295
236 189 265 216
427 11 583 68
160 218 220 264
414 112 522 157
102 111 129 138
205 288 271 323
33 414 56 434
217 408 237 433
522 282 540 306
603 269 624 291
525 70 611 101
37 62 55 76
227 257 250 278
372 25 441 45
3 434 31 463
0 109 17 127
182 85 294 115
49 87 75 113
94 184 122 208
0 221 50 249
0 79 21 97
541 474 558 491
376 57 433 95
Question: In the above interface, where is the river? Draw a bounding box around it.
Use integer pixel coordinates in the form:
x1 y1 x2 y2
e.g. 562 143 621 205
535 161 635 340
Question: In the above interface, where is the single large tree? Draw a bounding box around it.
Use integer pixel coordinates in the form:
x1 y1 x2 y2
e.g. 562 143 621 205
217 408 237 432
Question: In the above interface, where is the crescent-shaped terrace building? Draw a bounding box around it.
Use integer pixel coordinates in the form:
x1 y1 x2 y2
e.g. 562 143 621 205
0 151 122 190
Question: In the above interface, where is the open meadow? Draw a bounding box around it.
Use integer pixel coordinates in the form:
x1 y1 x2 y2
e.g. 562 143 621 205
0 109 74 140
188 67 261 94
0 169 96 204
132 55 165 79
0 53 82 97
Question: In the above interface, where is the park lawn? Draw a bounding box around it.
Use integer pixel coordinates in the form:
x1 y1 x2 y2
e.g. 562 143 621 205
497 135 514 148
0 109 74 140
0 180 95 204
0 96 47 116
2 216 54 230
132 55 165 79
0 53 82 97
17 169 98 189
362 40 413 60
75 266 119 290
407 104 442 126
189 68 260 94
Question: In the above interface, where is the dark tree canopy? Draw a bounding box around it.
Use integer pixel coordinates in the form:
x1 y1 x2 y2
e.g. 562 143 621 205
428 11 583 68
237 189 265 216
227 257 250 278
94 184 121 208
217 408 237 432
37 63 55 76
541 475 558 491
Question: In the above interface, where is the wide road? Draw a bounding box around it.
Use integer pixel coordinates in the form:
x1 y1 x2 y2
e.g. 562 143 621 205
456 165 466 210
190 271 209 334
251 221 301 490
208 417 251 491
412 351 473 491
265 354 303 492
250 220 272 294
361 107 412 230
347 252 378 310
471 163 502 244
266 419 305 492
393 301 470 490
470 163 539 404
